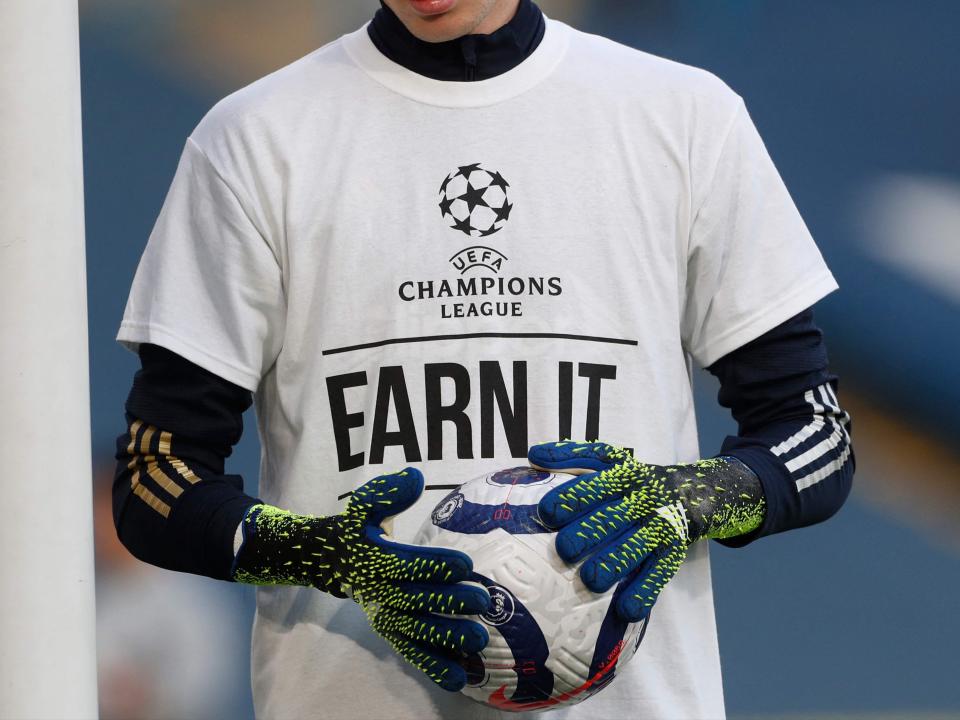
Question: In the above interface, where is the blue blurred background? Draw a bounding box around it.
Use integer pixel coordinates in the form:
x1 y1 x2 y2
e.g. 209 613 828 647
80 2 960 718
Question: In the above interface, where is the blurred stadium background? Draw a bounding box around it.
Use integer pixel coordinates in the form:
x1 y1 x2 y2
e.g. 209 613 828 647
80 1 960 718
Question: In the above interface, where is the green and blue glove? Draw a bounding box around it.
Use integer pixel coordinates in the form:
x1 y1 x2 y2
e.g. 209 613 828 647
531 441 766 622
231 467 490 691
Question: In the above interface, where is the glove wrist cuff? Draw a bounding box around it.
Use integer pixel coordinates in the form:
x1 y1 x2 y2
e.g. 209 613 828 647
232 504 349 596
666 457 766 542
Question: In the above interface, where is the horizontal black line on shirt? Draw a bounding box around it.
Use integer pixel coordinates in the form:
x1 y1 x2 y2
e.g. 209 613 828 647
322 332 639 356
336 483 462 501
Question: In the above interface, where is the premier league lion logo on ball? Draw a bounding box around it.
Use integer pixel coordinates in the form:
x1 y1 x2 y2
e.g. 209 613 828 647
438 163 513 237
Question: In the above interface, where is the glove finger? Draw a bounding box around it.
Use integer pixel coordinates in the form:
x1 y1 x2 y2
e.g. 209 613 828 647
579 516 678 593
365 526 473 583
371 581 491 616
616 543 687 622
528 440 629 473
349 467 424 524
380 632 471 692
537 469 621 529
554 497 637 562
540 457 670 530
371 607 489 655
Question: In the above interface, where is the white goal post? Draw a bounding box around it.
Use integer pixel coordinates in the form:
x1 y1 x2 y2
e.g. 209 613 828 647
0 1 98 717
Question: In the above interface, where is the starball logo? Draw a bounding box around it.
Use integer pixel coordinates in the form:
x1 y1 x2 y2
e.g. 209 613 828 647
442 163 513 274
397 163 563 319
438 163 513 238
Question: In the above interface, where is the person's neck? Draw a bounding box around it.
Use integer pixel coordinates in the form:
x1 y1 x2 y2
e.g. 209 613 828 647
367 0 545 82
472 0 522 35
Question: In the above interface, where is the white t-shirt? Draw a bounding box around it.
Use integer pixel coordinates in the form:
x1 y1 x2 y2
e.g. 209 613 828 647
119 18 837 720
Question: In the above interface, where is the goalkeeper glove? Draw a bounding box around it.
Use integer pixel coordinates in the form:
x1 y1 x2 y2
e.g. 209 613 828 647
530 441 765 622
232 467 489 691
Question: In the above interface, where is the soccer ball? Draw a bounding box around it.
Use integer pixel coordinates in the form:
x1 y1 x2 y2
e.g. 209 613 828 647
438 163 514 237
414 466 649 712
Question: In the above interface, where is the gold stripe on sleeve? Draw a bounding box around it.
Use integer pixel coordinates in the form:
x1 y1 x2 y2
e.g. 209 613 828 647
131 468 171 518
158 430 172 456
146 461 185 498
168 457 202 485
139 425 156 455
127 419 143 455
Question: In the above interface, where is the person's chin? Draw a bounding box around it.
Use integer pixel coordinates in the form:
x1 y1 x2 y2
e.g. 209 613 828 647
402 0 474 42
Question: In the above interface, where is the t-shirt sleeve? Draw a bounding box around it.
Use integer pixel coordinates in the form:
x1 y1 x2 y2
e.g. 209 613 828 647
117 137 285 392
681 100 838 368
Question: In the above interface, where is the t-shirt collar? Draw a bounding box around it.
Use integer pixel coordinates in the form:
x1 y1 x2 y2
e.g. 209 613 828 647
343 14 568 108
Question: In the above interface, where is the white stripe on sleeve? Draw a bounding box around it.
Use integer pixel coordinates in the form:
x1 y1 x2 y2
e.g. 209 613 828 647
766 382 853 492
770 387 827 457
795 443 853 491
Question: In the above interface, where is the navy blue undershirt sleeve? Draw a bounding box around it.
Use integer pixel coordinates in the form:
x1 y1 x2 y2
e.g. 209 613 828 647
708 309 855 547
113 344 261 580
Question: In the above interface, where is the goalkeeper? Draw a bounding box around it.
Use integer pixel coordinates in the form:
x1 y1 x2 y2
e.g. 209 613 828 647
112 0 854 717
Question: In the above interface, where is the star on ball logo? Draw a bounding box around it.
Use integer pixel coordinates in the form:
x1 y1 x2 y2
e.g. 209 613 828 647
438 163 513 237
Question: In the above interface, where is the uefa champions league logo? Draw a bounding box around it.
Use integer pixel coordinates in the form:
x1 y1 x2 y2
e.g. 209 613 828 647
438 163 513 237
481 585 516 626
395 162 568 316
